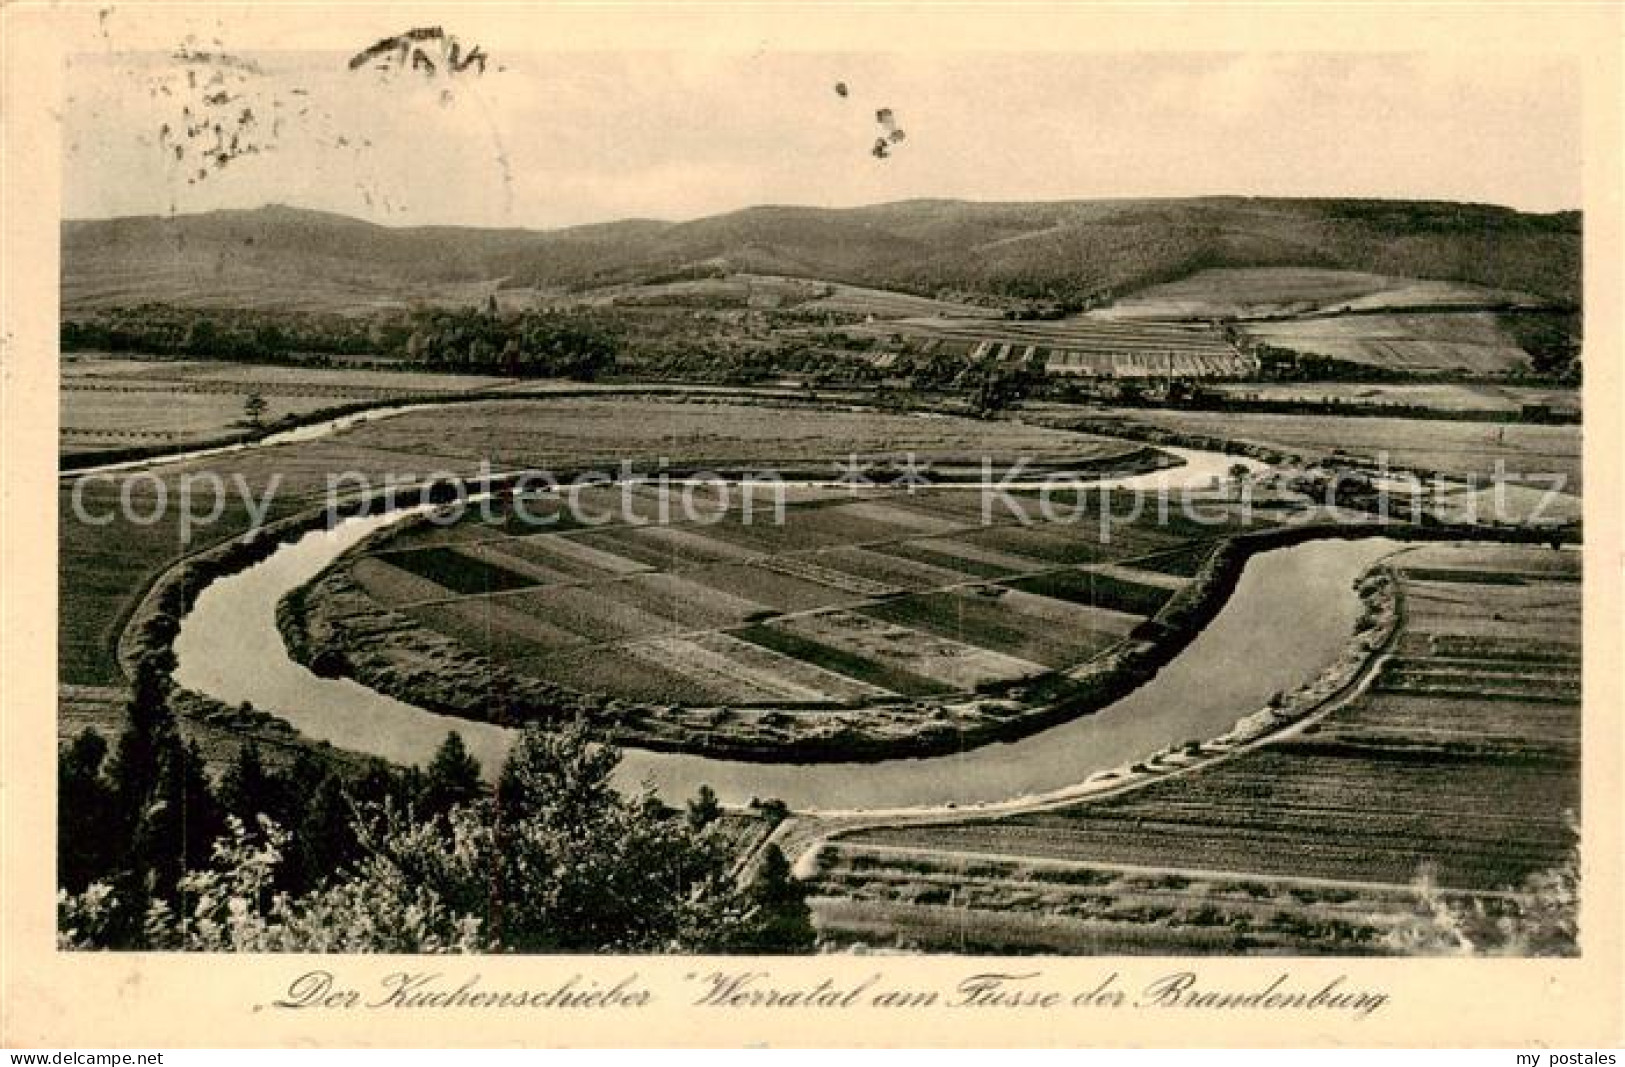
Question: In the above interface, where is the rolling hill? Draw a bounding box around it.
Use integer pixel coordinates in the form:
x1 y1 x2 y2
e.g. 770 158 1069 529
61 197 1581 315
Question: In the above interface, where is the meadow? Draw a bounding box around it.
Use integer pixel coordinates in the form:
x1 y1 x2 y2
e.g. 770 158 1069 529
61 355 516 456
1208 381 1580 416
325 395 1142 472
1098 408 1583 488
1241 312 1537 375
1092 267 1537 321
577 273 998 320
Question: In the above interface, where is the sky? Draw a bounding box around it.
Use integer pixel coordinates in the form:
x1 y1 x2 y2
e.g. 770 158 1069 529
62 48 1582 229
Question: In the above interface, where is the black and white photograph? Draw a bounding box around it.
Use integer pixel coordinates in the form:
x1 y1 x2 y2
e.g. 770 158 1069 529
4 0 1622 1052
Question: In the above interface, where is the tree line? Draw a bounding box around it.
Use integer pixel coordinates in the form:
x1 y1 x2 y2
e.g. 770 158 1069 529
59 664 814 953
61 303 621 380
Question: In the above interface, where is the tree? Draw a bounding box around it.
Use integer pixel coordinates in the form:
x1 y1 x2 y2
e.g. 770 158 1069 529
73 717 227 948
217 742 276 827
421 731 483 817
749 797 790 826
242 392 268 428
370 722 772 952
181 318 218 355
106 667 172 828
60 720 816 954
286 771 361 895
686 784 722 830
728 843 817 953
213 742 360 895
495 718 620 829
79 671 181 946
252 323 288 357
122 814 484 954
134 737 226 903
58 729 119 893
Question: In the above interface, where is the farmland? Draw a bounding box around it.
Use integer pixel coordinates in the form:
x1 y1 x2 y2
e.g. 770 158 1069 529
64 386 359 455
318 395 1146 471
575 273 836 310
282 427 1306 757
805 543 1581 954
292 481 1286 756
1081 407 1583 489
574 273 999 320
1207 381 1580 416
61 355 516 456
831 316 1255 379
1240 312 1542 375
60 244 508 315
1084 267 1567 379
1093 267 1540 321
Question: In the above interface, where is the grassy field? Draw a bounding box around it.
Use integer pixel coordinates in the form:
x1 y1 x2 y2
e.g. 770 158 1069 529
62 356 516 392
60 248 505 315
1097 408 1582 489
61 355 516 455
63 389 356 455
573 273 999 320
1094 268 1537 321
61 472 314 684
808 542 1581 954
1208 382 1580 416
1240 312 1536 375
810 851 1449 955
798 282 999 320
322 396 1143 471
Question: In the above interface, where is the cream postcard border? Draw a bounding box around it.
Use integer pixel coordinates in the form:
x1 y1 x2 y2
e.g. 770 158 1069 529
2 0 1622 1048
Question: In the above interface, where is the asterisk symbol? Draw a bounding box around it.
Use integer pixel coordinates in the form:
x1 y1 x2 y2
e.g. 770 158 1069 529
832 452 874 494
892 452 933 493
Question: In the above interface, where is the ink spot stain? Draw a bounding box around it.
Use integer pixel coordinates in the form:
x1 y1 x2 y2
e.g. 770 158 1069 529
347 27 491 80
831 83 907 160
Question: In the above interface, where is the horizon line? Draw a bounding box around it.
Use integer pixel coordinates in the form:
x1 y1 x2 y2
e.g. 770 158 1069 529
61 192 1584 234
